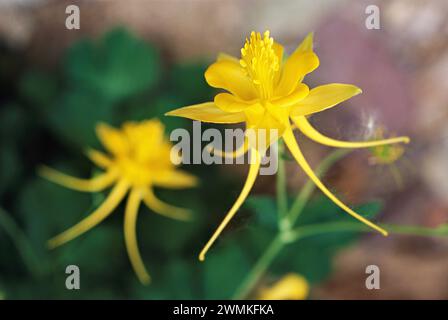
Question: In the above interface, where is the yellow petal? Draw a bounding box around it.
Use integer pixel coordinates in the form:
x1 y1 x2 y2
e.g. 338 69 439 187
275 47 319 97
244 103 289 151
166 102 246 124
294 116 410 148
38 165 117 192
273 42 284 84
152 169 198 189
205 60 257 100
258 273 309 300
124 188 150 285
85 148 113 168
96 122 129 156
122 120 166 163
295 32 314 54
273 41 284 62
290 83 362 117
199 148 261 261
47 179 129 248
214 93 254 113
272 83 309 108
274 32 315 96
282 128 388 236
143 187 192 221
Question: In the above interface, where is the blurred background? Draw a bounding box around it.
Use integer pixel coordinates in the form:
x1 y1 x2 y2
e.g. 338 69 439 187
0 0 448 299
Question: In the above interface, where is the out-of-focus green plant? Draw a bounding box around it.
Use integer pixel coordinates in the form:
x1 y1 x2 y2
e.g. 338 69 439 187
0 27 220 298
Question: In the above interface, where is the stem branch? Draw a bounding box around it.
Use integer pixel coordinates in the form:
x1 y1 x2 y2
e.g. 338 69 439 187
232 236 284 299
289 222 448 242
288 149 350 226
276 140 288 223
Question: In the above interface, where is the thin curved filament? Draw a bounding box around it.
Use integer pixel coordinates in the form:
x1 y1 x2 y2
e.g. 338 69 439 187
206 138 248 159
85 148 113 168
282 128 388 236
294 116 409 148
39 166 117 192
47 180 129 248
143 187 191 221
124 188 151 285
199 148 261 261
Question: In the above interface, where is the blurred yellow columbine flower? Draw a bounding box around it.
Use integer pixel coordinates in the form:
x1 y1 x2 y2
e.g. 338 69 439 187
368 126 407 188
258 273 309 300
369 127 405 165
166 31 409 261
39 119 197 284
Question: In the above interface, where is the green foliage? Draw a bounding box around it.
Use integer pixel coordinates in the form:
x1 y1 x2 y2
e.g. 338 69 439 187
284 198 381 284
64 28 160 102
203 243 251 299
19 71 59 113
245 195 278 229
0 145 21 196
245 195 382 284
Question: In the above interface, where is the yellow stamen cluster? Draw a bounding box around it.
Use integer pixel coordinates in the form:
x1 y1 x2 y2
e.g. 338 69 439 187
240 31 279 99
106 120 175 187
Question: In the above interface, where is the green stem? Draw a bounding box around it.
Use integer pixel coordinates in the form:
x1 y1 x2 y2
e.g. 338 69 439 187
0 207 43 278
288 222 448 242
232 235 284 300
287 149 350 227
233 149 351 299
276 140 288 223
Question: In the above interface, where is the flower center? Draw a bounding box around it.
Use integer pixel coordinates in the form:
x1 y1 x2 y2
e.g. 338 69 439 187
240 31 279 100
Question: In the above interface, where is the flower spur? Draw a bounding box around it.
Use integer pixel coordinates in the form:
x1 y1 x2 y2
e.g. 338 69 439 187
166 31 409 261
39 119 198 284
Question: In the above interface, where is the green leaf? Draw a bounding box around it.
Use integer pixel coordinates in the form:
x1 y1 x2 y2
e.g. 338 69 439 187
56 225 125 276
120 94 187 132
133 259 199 299
276 196 383 284
244 195 277 230
48 89 114 147
238 192 382 285
64 27 160 102
0 144 22 195
203 243 251 299
168 62 213 103
298 196 382 226
137 188 206 254
17 176 92 260
19 70 58 111
0 103 28 141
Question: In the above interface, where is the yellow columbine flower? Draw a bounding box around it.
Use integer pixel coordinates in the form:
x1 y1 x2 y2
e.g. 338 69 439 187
258 273 309 300
166 31 409 261
368 126 407 188
39 119 197 284
369 127 405 165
